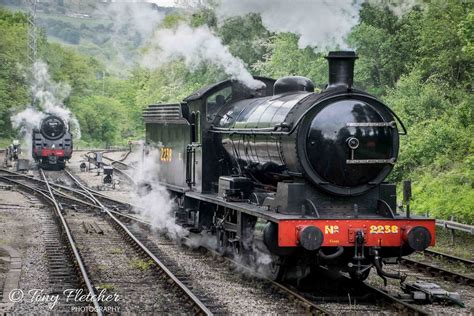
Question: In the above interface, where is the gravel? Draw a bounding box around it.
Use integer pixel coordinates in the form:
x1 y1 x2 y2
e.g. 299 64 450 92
0 189 54 314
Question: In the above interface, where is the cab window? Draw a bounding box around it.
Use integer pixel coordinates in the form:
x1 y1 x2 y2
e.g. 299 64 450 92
206 86 232 122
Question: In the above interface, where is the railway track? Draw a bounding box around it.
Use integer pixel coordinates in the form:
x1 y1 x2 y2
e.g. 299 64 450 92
0 168 215 314
83 153 135 185
62 170 216 314
400 251 474 286
423 249 474 266
19 168 332 314
0 171 102 314
59 170 430 315
1 167 470 314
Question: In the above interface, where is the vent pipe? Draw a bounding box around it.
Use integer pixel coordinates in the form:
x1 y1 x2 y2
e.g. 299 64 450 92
325 51 358 90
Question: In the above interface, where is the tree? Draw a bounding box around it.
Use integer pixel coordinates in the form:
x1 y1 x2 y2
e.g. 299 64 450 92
0 8 29 138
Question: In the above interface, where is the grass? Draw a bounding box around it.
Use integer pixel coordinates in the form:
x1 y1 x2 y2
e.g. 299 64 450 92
98 283 115 291
0 138 12 149
431 227 474 260
130 258 155 271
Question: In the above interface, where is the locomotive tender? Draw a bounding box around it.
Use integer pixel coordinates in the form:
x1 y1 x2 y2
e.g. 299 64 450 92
143 51 435 282
32 114 73 169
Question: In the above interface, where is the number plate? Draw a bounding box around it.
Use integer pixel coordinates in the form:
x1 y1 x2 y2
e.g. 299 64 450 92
369 225 399 234
160 147 172 162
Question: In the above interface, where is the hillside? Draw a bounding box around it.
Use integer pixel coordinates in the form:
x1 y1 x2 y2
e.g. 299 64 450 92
0 0 175 72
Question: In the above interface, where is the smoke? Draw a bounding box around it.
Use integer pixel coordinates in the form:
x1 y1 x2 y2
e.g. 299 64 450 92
93 2 165 72
368 0 424 17
130 144 188 240
11 61 81 156
144 23 265 89
215 0 422 50
128 143 281 278
94 2 263 87
215 0 360 50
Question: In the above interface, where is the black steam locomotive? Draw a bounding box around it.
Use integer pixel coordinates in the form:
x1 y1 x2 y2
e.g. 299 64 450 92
32 114 73 169
143 51 435 282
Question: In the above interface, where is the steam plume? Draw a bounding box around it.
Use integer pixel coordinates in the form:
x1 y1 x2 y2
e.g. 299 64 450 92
93 2 165 71
11 61 81 156
216 0 360 50
144 23 265 89
130 144 188 240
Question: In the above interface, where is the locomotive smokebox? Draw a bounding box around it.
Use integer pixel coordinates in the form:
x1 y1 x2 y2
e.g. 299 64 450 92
325 51 358 89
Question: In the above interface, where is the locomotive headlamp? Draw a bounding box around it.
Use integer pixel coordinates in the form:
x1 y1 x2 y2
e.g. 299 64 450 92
298 226 324 251
347 137 360 150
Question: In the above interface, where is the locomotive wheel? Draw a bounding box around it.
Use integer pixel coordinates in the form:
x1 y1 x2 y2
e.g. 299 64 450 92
216 229 228 255
263 256 286 281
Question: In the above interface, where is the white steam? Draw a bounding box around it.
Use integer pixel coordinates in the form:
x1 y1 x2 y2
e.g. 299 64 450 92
94 2 165 71
368 0 424 17
215 0 421 50
130 144 188 240
11 61 81 156
216 0 360 50
144 23 265 89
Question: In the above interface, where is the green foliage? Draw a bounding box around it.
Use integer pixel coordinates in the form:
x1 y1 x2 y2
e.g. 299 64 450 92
0 2 472 223
416 1 472 84
348 4 423 95
0 7 29 137
41 43 99 96
72 95 126 147
254 33 327 88
411 161 474 224
346 1 473 222
190 8 217 28
218 14 271 67
161 13 186 29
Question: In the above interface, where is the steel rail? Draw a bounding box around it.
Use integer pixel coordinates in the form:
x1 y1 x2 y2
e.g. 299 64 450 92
400 257 474 286
84 153 136 184
0 173 103 315
83 191 428 315
116 209 425 316
110 210 330 315
435 220 474 234
1 168 429 315
350 278 429 315
0 168 136 210
208 248 331 315
52 171 430 315
423 249 474 266
0 169 100 206
64 170 213 315
102 155 134 169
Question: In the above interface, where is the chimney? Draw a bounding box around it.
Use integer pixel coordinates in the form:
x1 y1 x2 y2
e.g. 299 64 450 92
325 51 358 90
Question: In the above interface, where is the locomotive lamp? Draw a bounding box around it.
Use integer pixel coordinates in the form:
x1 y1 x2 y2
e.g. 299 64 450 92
403 180 412 218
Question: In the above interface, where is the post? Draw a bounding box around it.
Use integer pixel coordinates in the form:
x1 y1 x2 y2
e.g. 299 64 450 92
450 215 455 245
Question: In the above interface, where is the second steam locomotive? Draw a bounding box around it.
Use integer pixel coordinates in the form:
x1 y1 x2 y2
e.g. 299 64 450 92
143 51 435 283
32 114 73 169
